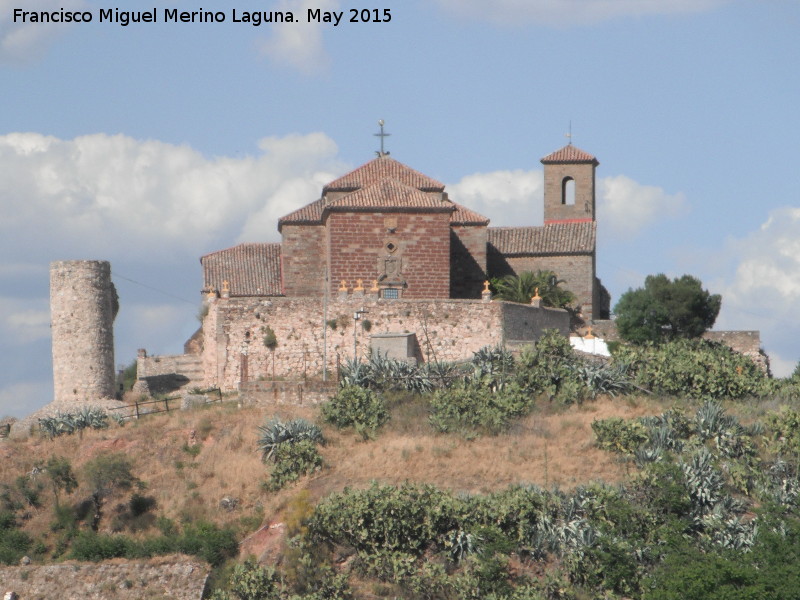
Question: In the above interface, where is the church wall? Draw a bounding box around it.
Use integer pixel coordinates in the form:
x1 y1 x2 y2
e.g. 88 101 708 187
200 296 567 391
326 211 451 299
450 225 487 298
281 223 327 296
495 254 596 320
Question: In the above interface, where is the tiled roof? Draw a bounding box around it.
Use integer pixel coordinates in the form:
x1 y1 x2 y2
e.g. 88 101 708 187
278 198 324 228
324 156 445 192
327 178 452 211
540 144 599 165
450 202 490 225
488 222 596 255
201 243 282 296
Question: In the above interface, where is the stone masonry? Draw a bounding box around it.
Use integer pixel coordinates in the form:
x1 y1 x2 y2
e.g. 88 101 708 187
50 260 118 405
201 294 569 391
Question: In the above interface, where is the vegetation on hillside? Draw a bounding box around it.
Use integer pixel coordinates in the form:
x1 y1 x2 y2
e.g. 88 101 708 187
5 331 800 599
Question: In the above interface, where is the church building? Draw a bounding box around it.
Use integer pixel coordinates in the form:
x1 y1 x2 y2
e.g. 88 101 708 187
200 143 609 321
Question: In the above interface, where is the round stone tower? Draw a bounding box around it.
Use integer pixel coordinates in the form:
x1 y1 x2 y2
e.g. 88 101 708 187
50 260 119 405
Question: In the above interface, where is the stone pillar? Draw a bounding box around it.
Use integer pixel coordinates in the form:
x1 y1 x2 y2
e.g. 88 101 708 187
50 260 118 405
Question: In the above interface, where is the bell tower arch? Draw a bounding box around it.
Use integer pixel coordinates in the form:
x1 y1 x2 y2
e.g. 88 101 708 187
541 144 599 224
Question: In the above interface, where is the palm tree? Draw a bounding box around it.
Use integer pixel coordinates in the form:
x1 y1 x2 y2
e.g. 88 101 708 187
491 270 576 308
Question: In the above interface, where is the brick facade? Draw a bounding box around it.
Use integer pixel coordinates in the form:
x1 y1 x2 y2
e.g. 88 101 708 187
326 211 452 299
450 225 488 298
281 223 327 296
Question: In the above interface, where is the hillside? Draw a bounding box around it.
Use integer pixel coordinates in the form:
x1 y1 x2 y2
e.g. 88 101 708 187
3 336 800 599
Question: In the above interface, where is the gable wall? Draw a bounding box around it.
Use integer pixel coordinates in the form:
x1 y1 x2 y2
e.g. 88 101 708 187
450 225 488 298
281 223 326 296
488 253 596 320
326 211 451 298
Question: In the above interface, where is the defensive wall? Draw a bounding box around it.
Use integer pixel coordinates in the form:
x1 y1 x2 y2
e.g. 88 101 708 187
0 557 208 600
49 260 118 405
201 293 569 391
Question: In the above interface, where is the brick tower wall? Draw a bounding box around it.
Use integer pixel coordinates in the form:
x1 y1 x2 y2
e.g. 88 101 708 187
543 161 596 223
326 211 451 299
281 223 327 296
50 260 118 405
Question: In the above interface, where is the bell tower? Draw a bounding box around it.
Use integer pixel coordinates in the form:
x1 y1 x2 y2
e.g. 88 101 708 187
541 144 599 224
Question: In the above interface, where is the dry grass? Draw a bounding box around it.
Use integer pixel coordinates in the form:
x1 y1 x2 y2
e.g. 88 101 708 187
0 393 667 549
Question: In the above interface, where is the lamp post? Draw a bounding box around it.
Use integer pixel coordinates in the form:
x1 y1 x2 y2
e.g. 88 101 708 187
353 307 369 361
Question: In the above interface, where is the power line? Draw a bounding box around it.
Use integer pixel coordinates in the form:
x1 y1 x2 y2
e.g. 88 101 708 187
112 272 197 306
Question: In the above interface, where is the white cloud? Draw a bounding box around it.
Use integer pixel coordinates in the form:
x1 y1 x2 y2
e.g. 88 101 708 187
0 0 88 62
447 169 544 227
0 131 347 260
258 0 338 73
0 297 50 344
446 168 684 237
435 0 729 26
0 380 52 419
598 175 687 238
710 207 800 377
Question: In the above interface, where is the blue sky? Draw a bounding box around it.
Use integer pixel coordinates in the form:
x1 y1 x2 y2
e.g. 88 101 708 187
2 0 799 417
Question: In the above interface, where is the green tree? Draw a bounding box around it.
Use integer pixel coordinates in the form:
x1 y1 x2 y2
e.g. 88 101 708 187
83 454 137 531
614 274 721 344
44 455 78 508
491 270 576 308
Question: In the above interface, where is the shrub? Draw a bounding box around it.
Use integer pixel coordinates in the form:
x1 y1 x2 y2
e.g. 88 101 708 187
264 440 324 491
429 383 533 436
614 339 766 400
322 385 389 440
592 417 649 455
0 527 32 565
307 482 459 556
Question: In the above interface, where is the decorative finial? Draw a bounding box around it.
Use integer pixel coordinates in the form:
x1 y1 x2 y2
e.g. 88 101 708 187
565 120 573 145
374 119 391 156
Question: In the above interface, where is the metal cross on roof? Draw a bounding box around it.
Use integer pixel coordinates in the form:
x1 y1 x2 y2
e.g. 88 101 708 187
565 120 573 145
374 119 390 156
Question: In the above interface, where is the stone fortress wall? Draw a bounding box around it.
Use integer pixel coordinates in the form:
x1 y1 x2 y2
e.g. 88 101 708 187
200 291 570 391
49 260 118 405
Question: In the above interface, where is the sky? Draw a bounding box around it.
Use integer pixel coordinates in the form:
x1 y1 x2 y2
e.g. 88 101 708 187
1 0 799 418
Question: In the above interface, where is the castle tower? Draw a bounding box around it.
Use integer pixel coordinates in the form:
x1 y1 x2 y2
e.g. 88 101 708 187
541 144 599 224
50 260 118 405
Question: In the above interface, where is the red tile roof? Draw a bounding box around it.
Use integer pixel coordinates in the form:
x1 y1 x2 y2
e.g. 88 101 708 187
324 156 445 192
278 198 324 228
450 202 490 225
488 221 596 255
201 243 282 296
327 178 452 211
541 144 599 165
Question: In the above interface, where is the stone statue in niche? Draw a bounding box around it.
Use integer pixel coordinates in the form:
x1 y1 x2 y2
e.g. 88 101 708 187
377 240 406 287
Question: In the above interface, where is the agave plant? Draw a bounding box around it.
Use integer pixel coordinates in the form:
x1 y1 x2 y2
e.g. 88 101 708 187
338 357 372 389
257 418 324 462
73 406 109 431
445 529 483 562
681 448 725 519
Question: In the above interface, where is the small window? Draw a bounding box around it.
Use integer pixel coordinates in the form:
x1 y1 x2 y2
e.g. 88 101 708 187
562 177 575 205
382 288 400 299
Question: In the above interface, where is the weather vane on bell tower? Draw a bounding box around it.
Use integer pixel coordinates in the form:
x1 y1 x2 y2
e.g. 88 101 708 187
374 119 390 156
